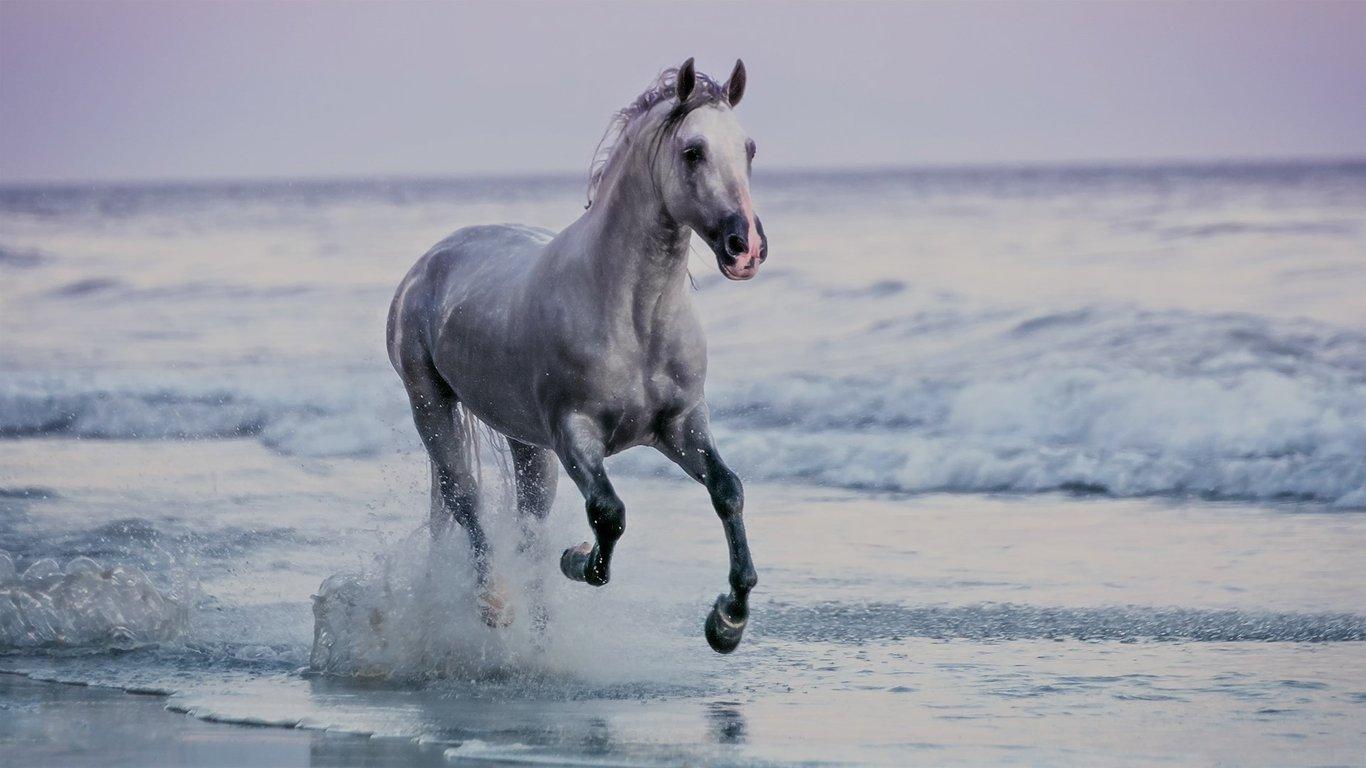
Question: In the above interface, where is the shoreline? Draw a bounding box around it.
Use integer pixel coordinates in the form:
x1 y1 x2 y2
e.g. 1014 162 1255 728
0 672 452 768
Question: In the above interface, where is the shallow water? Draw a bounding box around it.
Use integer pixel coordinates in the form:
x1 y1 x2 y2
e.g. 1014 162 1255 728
2 163 1365 764
2 440 1364 765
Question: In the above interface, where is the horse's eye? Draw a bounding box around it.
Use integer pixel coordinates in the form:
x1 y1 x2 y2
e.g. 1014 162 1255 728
682 144 706 166
746 140 757 160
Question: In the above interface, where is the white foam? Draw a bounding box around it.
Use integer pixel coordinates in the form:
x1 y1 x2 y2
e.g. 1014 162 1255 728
309 496 704 689
0 551 187 649
0 368 409 459
309 530 494 679
678 360 1366 507
682 303 1366 507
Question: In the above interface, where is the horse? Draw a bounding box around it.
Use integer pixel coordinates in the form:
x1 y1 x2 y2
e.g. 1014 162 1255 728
386 58 766 653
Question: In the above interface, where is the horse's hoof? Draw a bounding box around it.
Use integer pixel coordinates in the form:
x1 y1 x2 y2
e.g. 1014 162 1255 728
560 542 609 586
559 542 590 581
704 594 746 654
476 581 514 629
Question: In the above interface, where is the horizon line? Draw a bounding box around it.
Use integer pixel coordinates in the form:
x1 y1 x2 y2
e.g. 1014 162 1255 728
2 154 1364 191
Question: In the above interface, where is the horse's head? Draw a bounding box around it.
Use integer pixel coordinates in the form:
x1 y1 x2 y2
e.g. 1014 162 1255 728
657 58 767 281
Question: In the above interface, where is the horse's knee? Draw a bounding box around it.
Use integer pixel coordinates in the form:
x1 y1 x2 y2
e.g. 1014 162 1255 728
710 470 744 519
586 491 625 541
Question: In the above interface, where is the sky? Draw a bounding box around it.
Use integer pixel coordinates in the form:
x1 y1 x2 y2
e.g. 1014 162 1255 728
1 0 1364 184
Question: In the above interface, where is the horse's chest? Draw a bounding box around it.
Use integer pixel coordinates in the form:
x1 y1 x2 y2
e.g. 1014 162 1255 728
590 354 698 451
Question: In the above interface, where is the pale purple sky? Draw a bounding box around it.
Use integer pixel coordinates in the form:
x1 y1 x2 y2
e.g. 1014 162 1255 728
2 0 1364 183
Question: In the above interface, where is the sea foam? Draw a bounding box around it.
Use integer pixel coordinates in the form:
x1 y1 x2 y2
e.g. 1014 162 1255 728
309 504 704 690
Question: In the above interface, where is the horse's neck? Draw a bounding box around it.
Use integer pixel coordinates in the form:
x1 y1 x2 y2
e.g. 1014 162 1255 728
576 171 692 330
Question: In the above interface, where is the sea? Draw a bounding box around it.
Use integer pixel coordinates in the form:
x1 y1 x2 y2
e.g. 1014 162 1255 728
2 161 1364 765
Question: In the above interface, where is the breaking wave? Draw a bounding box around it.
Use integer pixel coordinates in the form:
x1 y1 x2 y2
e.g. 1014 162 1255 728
0 369 405 459
3 303 1364 507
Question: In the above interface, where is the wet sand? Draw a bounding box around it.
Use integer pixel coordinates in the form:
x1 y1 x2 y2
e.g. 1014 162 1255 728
0 673 449 767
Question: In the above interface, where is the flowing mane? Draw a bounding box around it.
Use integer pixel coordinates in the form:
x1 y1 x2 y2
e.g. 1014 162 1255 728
585 66 727 207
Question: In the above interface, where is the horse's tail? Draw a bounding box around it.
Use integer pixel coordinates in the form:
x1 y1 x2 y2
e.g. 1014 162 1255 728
453 401 515 509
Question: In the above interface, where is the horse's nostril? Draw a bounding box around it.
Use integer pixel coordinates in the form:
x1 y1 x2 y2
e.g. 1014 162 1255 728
725 233 748 257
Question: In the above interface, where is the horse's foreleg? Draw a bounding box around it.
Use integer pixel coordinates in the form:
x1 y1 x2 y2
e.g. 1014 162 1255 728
657 407 757 654
553 414 624 587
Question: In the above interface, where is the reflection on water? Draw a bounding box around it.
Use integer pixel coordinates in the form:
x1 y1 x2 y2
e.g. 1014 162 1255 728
308 735 449 768
708 702 748 746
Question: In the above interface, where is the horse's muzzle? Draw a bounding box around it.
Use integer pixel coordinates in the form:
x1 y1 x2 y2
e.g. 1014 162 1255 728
711 212 766 281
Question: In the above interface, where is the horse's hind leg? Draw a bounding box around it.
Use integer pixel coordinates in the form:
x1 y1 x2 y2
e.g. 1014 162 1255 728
507 437 558 631
398 358 506 626
508 437 558 547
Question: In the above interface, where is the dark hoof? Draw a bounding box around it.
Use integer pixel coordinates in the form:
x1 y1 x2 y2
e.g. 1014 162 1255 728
704 594 747 654
560 542 608 586
559 543 588 581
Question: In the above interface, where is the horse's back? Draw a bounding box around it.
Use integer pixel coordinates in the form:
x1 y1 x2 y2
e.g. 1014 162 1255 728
415 223 554 298
388 224 552 364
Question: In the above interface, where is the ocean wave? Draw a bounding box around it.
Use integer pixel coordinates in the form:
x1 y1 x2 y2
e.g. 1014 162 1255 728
703 306 1366 507
0 388 269 439
695 363 1366 507
2 304 1363 507
47 277 124 298
43 278 320 303
0 244 48 268
0 371 404 458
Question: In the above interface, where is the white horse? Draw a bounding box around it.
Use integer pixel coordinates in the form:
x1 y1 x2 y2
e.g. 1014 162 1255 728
387 58 765 653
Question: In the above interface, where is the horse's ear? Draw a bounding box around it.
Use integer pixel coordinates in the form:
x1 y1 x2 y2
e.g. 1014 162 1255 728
676 57 696 103
724 59 747 107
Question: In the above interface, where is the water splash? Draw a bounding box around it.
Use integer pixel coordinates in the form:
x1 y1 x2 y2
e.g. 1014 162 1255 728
0 550 187 650
308 512 708 693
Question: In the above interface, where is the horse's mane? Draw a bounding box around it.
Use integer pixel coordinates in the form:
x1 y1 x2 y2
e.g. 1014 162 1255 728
585 66 727 208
